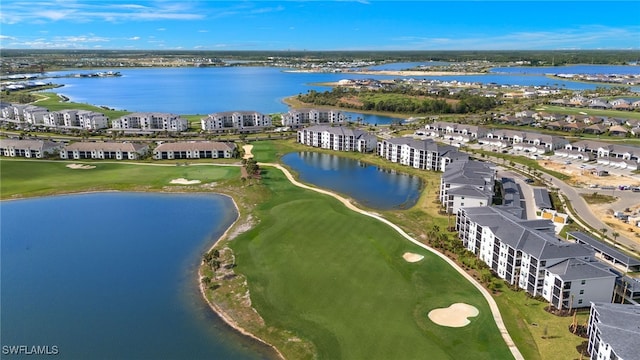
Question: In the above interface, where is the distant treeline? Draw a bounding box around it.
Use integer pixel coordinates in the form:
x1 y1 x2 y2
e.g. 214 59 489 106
2 49 639 65
296 87 498 115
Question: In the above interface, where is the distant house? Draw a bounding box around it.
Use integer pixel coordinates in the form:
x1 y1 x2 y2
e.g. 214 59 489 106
60 142 148 160
608 125 628 137
153 141 237 160
0 139 62 158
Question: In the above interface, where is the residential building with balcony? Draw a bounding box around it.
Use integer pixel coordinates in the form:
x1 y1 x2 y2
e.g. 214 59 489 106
153 141 237 160
587 302 640 360
281 108 346 128
201 111 271 133
377 137 468 172
60 142 148 160
440 159 495 214
0 139 62 158
113 112 188 132
297 125 377 152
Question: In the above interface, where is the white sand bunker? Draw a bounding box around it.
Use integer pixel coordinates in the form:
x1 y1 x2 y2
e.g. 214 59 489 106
66 163 96 170
243 144 254 159
169 178 201 185
428 303 479 327
402 252 424 263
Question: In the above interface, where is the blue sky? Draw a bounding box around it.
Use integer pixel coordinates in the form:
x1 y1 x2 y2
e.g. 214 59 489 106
1 1 639 50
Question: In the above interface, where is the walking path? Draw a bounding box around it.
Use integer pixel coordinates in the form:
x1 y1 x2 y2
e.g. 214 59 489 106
260 162 524 360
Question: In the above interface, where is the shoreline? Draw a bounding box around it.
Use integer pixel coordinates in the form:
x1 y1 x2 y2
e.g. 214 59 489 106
284 69 485 76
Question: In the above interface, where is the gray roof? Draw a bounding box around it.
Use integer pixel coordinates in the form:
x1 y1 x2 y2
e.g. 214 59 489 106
304 125 372 140
462 206 593 260
533 188 552 209
63 142 148 152
590 302 640 360
0 139 61 151
447 185 491 198
568 232 640 268
546 258 617 281
154 141 236 152
501 177 523 209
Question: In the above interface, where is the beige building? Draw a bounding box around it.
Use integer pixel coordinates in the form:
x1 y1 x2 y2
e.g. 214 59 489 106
201 111 272 133
153 141 237 160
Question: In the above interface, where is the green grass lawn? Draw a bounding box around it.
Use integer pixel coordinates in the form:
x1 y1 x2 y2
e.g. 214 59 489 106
227 167 514 360
0 159 239 199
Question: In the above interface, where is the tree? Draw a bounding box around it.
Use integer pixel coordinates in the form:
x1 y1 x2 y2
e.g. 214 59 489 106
611 231 619 243
600 227 608 240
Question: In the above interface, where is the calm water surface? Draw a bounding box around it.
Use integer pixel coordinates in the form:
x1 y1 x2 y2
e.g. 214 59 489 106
0 193 274 360
281 152 422 210
45 64 639 117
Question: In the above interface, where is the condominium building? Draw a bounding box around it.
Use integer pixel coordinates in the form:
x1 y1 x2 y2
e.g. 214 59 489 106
542 258 617 309
113 112 188 132
45 109 109 130
456 206 594 298
60 142 148 160
281 108 346 128
297 125 377 152
587 302 640 360
0 139 62 158
153 141 237 160
440 159 495 214
424 121 487 140
377 137 468 172
201 111 272 133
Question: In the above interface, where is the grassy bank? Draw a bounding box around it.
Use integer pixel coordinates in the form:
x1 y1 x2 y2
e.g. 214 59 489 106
207 164 513 360
0 159 239 199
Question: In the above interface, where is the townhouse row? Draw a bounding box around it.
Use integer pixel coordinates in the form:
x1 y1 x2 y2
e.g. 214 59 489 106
0 139 237 160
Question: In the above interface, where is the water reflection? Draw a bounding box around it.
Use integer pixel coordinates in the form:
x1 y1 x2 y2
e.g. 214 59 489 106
282 152 422 210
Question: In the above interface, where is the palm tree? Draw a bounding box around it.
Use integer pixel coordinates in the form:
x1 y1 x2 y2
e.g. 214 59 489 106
611 231 619 243
600 227 608 240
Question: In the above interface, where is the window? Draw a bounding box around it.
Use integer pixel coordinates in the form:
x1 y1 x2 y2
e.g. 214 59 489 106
580 290 584 295
578 299 583 305
581 280 586 285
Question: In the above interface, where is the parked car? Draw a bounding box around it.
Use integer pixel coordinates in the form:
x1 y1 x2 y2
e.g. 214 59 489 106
524 178 534 184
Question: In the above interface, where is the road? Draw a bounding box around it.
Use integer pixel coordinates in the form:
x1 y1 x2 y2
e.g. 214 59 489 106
483 154 640 255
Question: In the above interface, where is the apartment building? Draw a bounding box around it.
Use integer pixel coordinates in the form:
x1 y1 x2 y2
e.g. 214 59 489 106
153 141 237 160
297 125 377 152
281 108 346 128
479 129 567 151
44 109 109 130
201 111 272 133
377 137 468 172
440 159 495 214
0 139 62 158
562 140 640 165
60 142 148 160
456 206 594 298
424 121 487 140
587 302 640 360
113 112 188 132
542 259 617 310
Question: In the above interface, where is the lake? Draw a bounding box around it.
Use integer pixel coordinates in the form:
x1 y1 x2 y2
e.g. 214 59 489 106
44 64 639 118
281 152 422 210
0 193 275 360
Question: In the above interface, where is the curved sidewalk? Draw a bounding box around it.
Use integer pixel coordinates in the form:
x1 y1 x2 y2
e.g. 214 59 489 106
261 162 524 360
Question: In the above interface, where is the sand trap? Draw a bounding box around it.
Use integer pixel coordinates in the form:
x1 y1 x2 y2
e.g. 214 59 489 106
66 163 96 170
169 178 201 185
243 145 254 159
402 252 424 263
428 303 479 327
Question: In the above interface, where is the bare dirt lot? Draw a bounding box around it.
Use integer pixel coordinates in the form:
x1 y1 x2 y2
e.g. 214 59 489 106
539 160 640 188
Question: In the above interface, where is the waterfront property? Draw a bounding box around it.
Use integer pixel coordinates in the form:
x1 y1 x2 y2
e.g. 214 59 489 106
456 206 596 300
112 112 188 133
297 125 377 152
440 159 495 214
153 141 237 160
0 139 62 158
587 302 640 360
201 111 272 134
60 141 149 160
44 109 109 130
281 108 346 128
376 137 468 172
1 104 49 124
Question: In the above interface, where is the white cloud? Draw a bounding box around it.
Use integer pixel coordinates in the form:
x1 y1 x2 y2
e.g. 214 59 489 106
128 36 141 41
